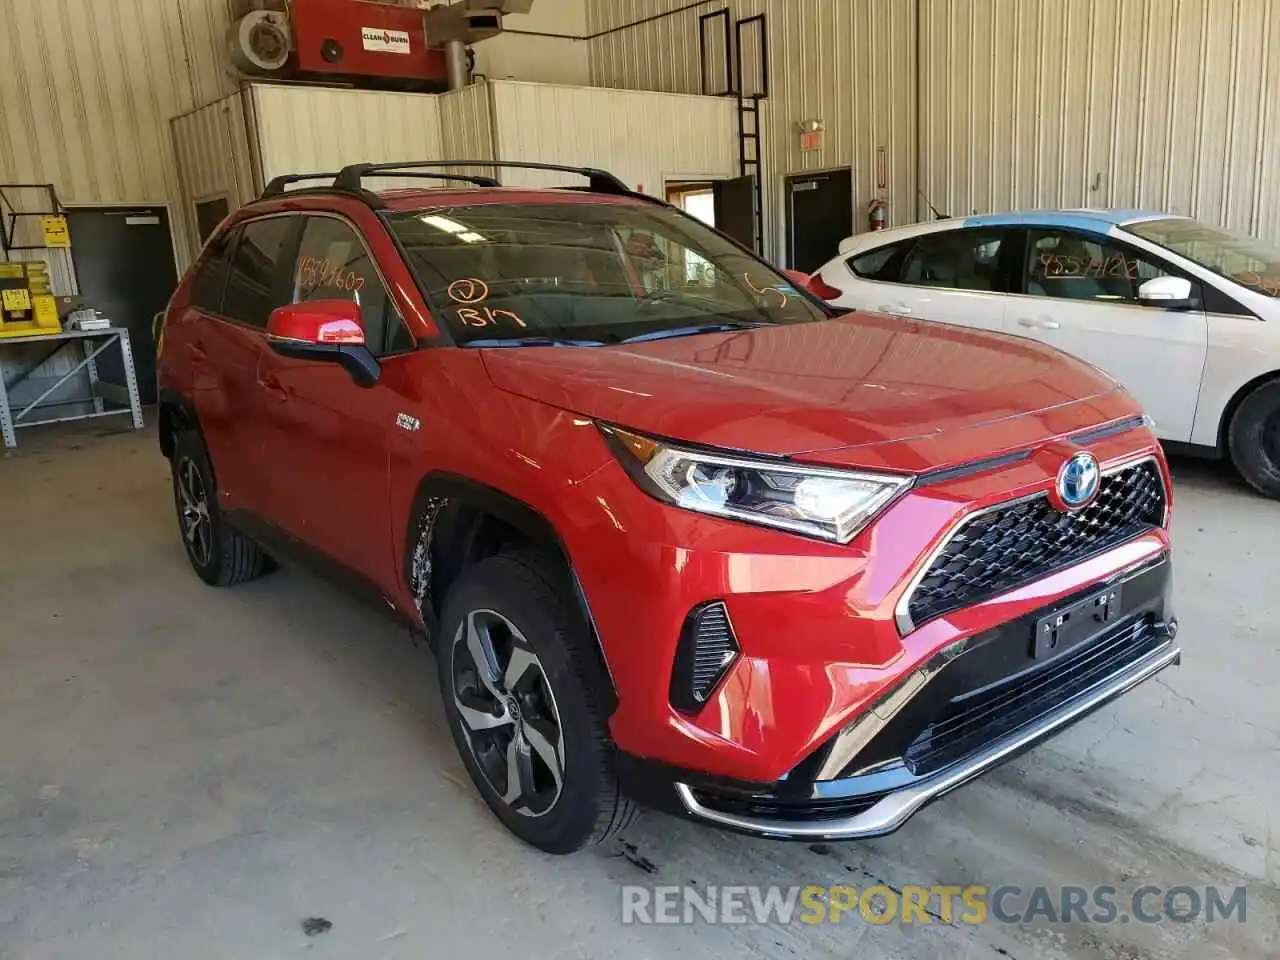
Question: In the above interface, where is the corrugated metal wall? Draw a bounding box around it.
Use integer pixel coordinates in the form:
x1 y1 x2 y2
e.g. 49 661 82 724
0 0 236 270
589 0 1280 253
438 83 498 180
487 80 737 192
170 91 257 254
919 0 1280 240
587 0 918 265
247 84 445 190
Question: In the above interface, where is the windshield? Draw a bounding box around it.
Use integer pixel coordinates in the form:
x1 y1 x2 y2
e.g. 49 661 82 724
1125 217 1280 297
386 202 829 345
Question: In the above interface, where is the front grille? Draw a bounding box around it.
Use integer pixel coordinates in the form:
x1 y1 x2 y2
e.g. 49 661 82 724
906 459 1165 628
905 613 1164 774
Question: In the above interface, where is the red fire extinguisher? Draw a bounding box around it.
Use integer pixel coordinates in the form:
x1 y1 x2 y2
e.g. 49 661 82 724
868 198 889 231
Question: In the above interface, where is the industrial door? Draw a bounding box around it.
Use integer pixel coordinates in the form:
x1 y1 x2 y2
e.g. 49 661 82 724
713 175 760 254
785 169 853 273
65 207 179 403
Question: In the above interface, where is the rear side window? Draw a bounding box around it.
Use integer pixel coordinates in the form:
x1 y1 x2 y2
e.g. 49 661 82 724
847 244 901 279
190 227 236 314
223 217 298 328
901 229 1009 291
293 216 412 355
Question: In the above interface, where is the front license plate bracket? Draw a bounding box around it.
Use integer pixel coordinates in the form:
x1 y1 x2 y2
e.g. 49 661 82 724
1033 584 1124 660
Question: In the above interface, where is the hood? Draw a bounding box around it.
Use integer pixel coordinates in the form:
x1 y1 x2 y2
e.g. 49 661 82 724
481 313 1130 472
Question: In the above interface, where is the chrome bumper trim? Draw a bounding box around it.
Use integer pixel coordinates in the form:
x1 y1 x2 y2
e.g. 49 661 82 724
674 641 1180 840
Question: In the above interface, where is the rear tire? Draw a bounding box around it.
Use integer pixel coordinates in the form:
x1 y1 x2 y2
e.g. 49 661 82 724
1227 379 1280 499
171 431 269 586
437 548 637 854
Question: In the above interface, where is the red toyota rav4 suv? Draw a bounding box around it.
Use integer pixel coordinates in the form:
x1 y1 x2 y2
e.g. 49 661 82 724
157 161 1180 854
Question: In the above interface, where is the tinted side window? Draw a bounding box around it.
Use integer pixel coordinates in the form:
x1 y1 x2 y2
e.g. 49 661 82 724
223 217 297 328
294 216 411 355
847 244 902 280
190 226 237 314
1023 229 1183 305
901 230 1009 291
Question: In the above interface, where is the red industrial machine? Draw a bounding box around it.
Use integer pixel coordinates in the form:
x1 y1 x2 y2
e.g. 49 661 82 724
228 0 532 91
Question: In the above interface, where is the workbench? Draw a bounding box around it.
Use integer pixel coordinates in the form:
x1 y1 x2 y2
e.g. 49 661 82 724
0 327 144 450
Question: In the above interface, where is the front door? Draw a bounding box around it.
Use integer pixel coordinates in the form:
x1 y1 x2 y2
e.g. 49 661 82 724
258 214 416 590
1008 228 1209 441
65 207 179 403
786 169 853 273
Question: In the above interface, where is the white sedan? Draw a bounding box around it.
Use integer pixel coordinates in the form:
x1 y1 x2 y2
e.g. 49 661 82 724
811 210 1280 498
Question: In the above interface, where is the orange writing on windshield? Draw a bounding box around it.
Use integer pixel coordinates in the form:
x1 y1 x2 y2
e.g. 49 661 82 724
448 278 490 304
458 306 526 328
743 273 788 308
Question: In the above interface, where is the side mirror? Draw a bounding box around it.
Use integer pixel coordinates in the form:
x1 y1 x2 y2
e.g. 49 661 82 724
780 269 811 291
1137 276 1197 311
781 267 842 302
266 300 380 388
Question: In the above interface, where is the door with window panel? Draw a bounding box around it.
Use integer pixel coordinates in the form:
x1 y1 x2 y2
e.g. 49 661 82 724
258 214 415 586
1010 228 1208 441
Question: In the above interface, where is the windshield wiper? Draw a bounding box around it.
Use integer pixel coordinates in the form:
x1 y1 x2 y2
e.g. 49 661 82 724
619 321 768 344
467 337 605 348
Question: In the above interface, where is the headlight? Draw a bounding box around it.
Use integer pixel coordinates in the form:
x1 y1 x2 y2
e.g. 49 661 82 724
600 426 912 543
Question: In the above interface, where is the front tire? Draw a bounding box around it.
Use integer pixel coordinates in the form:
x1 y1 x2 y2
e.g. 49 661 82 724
171 431 269 586
1227 379 1280 499
437 549 637 854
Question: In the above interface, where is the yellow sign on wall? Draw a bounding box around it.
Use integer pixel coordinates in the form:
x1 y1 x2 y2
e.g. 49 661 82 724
2 287 32 312
41 215 70 248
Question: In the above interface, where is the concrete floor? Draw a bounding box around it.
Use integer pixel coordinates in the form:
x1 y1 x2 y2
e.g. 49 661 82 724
1 423 1277 960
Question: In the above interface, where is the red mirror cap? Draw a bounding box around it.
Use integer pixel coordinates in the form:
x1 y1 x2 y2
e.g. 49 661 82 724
780 269 811 290
267 300 366 346
806 274 844 302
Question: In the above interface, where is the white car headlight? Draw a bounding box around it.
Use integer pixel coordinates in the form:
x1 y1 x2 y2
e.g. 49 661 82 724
601 426 912 543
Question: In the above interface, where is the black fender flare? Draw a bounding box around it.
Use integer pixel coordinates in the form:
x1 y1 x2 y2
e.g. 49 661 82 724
405 472 619 714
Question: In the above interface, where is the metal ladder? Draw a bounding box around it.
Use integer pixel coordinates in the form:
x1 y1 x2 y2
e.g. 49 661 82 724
736 92 765 255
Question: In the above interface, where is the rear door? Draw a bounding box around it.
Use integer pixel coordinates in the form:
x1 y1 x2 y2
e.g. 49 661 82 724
869 227 1017 332
1007 227 1209 441
257 213 417 589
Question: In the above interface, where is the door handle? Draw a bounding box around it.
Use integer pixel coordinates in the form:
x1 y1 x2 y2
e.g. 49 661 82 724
1017 317 1060 330
879 304 913 316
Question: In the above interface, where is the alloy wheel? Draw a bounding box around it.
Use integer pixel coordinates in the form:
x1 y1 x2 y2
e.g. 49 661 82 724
177 456 212 567
451 609 565 818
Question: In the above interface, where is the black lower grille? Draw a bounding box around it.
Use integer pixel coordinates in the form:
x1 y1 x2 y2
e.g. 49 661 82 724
691 790 886 823
670 602 740 714
907 459 1166 627
905 613 1164 775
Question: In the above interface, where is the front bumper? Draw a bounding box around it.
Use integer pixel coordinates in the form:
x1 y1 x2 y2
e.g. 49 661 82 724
617 556 1180 840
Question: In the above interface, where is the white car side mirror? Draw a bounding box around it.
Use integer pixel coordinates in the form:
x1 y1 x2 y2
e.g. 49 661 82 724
1137 275 1195 308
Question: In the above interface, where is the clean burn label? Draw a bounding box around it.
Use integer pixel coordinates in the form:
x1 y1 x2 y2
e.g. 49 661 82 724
361 27 412 55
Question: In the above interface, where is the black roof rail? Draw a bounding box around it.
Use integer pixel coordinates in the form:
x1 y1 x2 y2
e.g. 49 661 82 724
260 171 501 207
332 160 635 197
261 172 342 198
